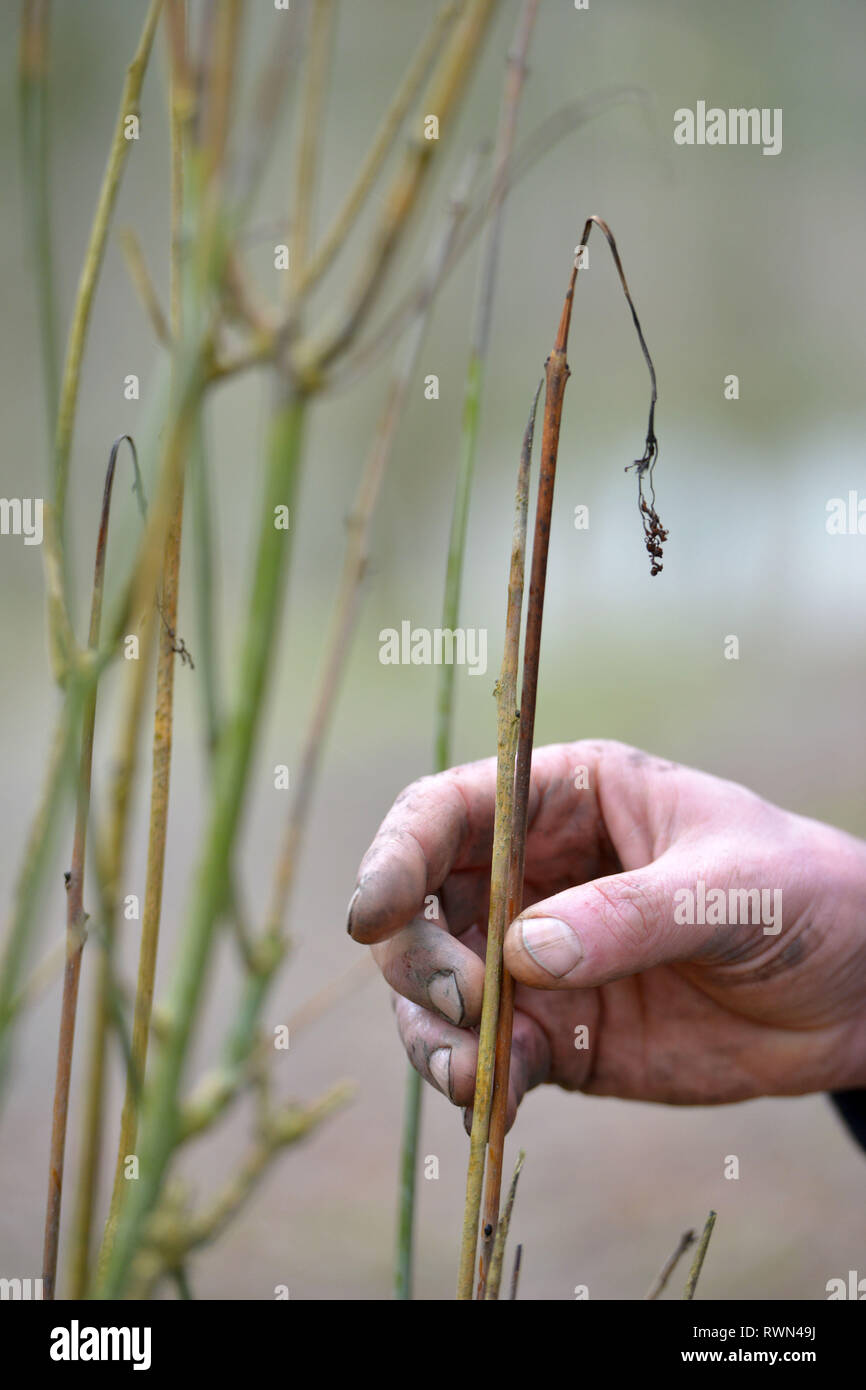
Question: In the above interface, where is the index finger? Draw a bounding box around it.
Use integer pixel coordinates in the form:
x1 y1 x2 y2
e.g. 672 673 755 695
346 762 494 944
346 741 620 945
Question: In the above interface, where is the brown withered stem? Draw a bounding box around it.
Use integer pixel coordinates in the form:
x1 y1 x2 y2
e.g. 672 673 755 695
406 0 539 1301
472 219 665 1299
42 436 143 1301
645 1228 695 1300
456 384 540 1301
483 1149 525 1301
476 250 583 1299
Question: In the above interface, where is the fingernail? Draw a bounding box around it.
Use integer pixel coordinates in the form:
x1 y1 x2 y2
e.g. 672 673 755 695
346 886 360 935
428 1046 452 1099
428 969 464 1025
519 915 582 978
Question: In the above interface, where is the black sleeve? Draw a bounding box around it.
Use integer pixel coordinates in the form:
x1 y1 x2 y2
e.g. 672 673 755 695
831 1090 866 1150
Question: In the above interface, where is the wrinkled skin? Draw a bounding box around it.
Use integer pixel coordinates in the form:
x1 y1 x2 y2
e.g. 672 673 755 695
347 740 866 1131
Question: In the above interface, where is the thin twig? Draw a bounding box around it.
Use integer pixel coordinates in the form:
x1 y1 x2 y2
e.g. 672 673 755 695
298 2 459 292
299 0 499 375
120 225 171 346
288 0 336 299
265 147 479 957
456 383 540 1301
466 263 581 1301
68 444 149 1300
645 1229 695 1300
98 388 308 1299
231 1 301 213
414 0 540 1303
42 435 141 1300
128 1082 352 1297
683 1211 717 1300
444 2 541 1290
394 134 491 1290
199 1 243 184
188 412 220 752
52 0 163 548
480 219 666 1289
483 1149 524 1300
0 704 78 1100
509 1242 523 1299
179 955 374 1144
436 0 538 773
176 154 479 1264
101 0 244 1278
171 131 491 1207
18 0 59 441
336 87 651 390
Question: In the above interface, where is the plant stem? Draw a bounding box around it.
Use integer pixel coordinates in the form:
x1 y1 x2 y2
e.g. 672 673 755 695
434 352 481 771
42 437 139 1300
474 270 577 1294
267 147 476 951
97 389 307 1298
18 0 59 443
52 0 163 541
339 87 650 387
299 1 458 293
0 701 78 1103
483 1149 524 1300
68 441 149 1300
288 0 336 299
131 1082 352 1297
455 383 539 1301
189 412 220 753
509 1242 523 1299
104 0 195 1262
401 5 538 1298
645 1228 695 1300
120 225 171 346
304 0 500 375
683 1211 717 1300
482 217 666 1287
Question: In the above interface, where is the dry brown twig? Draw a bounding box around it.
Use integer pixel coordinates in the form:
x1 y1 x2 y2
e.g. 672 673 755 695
459 218 666 1300
483 1149 525 1301
645 1228 696 1300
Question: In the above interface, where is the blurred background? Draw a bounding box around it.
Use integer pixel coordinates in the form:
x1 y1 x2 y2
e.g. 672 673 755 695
2 0 866 1299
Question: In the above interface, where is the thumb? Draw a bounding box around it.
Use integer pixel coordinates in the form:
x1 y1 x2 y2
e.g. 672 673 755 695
504 853 715 989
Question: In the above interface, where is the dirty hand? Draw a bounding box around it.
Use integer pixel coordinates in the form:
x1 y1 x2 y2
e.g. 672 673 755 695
347 740 866 1128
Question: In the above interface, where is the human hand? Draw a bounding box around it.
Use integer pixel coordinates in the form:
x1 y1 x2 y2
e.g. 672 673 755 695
347 741 866 1127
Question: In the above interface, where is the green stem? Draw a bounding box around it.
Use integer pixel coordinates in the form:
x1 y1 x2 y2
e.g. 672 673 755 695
53 0 163 536
190 413 221 753
683 1211 717 1300
395 1066 423 1299
97 390 307 1298
0 697 80 1104
18 0 60 442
